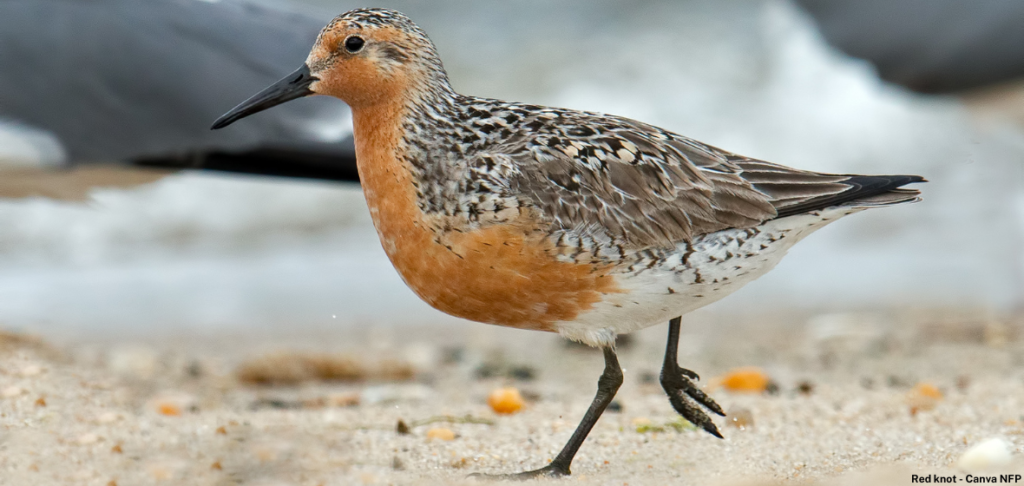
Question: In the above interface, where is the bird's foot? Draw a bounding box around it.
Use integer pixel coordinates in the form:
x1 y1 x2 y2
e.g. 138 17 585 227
469 462 570 481
660 364 725 438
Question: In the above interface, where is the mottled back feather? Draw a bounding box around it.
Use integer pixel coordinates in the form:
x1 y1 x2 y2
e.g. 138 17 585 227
432 102 920 251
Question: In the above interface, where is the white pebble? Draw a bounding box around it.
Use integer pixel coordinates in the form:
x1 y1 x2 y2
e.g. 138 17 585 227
108 346 159 379
77 433 99 445
957 438 1012 471
20 364 43 377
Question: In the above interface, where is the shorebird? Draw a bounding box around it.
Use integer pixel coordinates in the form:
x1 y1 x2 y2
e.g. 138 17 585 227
212 8 923 478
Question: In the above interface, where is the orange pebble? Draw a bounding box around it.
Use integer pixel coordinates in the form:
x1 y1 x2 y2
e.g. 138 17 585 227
487 387 525 414
907 382 943 414
911 382 942 399
157 403 181 416
718 367 770 393
426 427 456 441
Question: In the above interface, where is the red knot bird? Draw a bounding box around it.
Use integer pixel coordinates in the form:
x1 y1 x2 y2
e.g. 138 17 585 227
212 7 924 479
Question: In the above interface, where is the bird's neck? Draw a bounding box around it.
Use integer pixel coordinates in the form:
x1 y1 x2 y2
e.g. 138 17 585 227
350 94 446 261
350 84 462 192
351 97 416 219
348 78 465 237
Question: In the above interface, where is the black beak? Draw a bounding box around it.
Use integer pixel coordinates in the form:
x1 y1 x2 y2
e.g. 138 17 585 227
211 65 317 130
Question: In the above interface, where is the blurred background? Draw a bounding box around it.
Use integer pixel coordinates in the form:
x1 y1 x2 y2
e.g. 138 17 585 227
1 0 1023 341
6 4 1024 483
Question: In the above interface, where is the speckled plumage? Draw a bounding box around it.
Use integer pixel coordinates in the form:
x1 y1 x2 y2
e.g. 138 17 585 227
212 7 925 475
403 96 920 257
301 8 925 346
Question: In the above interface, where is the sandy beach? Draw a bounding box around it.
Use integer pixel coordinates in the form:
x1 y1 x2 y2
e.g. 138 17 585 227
3 308 1022 486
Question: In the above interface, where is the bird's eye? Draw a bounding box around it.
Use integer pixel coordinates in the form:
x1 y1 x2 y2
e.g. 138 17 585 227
344 36 365 53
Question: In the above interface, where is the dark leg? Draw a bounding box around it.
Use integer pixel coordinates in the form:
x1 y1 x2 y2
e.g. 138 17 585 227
660 316 725 438
472 347 623 480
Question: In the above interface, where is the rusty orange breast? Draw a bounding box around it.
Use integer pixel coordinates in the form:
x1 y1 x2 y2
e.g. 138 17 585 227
351 103 620 332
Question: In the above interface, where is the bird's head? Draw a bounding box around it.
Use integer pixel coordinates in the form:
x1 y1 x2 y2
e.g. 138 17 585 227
212 8 448 129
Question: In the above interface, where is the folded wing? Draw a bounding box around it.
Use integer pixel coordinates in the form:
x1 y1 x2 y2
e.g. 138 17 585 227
497 114 922 250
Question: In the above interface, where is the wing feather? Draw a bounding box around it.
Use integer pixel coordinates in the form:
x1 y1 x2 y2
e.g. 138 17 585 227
464 109 921 250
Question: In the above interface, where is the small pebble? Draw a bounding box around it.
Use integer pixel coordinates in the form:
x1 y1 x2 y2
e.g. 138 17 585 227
426 427 455 441
907 382 943 414
450 457 469 468
887 375 911 388
148 392 198 416
488 387 525 415
957 438 1012 471
251 442 283 462
157 403 181 416
147 463 173 480
718 367 770 393
107 346 159 379
474 362 501 379
2 386 23 398
20 364 43 377
440 346 465 364
956 375 971 392
77 433 100 445
185 361 203 378
726 406 754 428
396 419 411 435
250 398 297 410
508 365 536 381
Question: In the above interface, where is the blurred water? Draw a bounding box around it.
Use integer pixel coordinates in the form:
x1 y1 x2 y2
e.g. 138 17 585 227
0 119 65 169
1 0 1022 337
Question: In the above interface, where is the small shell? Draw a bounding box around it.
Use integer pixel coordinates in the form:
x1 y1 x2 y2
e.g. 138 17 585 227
957 438 1012 472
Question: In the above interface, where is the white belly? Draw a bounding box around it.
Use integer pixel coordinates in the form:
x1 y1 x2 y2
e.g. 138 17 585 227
555 207 862 346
